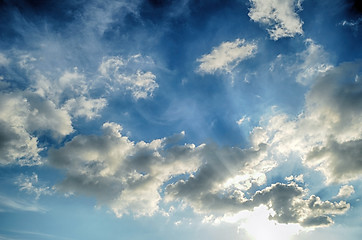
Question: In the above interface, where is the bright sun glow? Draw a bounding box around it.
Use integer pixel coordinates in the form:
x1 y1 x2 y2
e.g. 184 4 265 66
242 206 302 240
221 205 303 240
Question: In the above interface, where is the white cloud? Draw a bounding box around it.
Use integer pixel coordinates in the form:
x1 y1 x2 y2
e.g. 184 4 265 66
0 91 73 166
34 69 88 106
236 116 250 126
292 39 333 85
0 53 10 66
285 174 304 183
248 0 303 40
24 92 73 137
48 123 202 217
63 96 107 120
334 185 355 199
339 17 362 32
251 61 362 183
15 173 54 200
99 55 158 99
197 39 257 74
0 195 46 212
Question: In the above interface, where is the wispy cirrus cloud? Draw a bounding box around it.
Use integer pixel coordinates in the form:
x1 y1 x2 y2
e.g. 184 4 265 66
99 55 159 99
0 195 46 213
15 173 54 200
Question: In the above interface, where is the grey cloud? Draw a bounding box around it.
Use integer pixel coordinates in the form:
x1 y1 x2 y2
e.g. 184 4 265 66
0 119 24 165
306 139 362 183
244 183 349 228
165 143 269 214
301 215 332 227
0 90 75 166
248 182 304 224
24 92 73 137
48 122 203 217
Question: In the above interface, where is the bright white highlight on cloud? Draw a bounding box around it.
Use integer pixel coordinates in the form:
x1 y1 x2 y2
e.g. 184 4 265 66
248 0 303 40
239 205 303 240
197 38 257 74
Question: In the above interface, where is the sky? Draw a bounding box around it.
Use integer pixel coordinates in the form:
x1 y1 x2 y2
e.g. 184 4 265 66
0 0 361 239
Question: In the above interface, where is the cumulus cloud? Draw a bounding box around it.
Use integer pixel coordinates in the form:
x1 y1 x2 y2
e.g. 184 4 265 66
63 96 107 120
165 143 271 214
334 185 355 199
252 61 362 183
48 123 202 217
99 55 158 99
197 39 257 74
0 91 73 166
285 174 304 183
306 139 362 183
248 0 303 40
0 51 109 166
34 69 88 104
243 182 349 228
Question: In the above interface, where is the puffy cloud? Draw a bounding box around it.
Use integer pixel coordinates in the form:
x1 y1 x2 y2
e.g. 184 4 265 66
48 123 202 217
248 0 303 40
165 143 272 214
15 173 54 200
13 54 107 120
63 96 107 120
0 91 73 166
334 185 355 199
197 39 257 74
0 118 40 166
99 55 158 99
23 92 73 137
306 139 362 183
285 174 304 183
243 182 349 228
252 61 362 183
35 69 88 104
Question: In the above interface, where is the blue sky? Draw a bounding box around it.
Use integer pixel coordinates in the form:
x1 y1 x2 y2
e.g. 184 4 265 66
0 0 361 239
